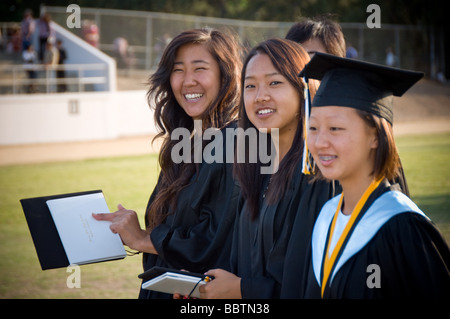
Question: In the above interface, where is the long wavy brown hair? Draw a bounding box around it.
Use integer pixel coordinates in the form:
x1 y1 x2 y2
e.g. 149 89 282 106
146 28 242 229
234 38 319 219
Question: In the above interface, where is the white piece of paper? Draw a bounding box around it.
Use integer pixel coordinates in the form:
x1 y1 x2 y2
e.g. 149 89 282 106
47 192 126 265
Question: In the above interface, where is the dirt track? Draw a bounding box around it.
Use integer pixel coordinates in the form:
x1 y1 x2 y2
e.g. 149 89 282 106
0 79 449 166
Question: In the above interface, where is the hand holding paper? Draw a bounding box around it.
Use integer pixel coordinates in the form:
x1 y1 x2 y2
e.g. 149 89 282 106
46 192 126 266
21 190 128 269
93 204 157 255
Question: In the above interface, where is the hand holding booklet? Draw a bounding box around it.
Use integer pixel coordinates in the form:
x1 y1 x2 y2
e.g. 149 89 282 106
139 267 214 298
21 190 126 270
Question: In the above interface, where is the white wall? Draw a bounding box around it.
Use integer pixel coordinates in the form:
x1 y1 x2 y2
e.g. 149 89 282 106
0 90 156 145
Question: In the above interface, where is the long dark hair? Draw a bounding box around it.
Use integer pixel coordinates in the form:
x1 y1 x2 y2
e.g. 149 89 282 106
147 28 242 228
234 38 318 219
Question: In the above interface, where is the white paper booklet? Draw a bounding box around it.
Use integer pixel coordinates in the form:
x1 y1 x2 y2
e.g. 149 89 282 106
46 192 126 265
142 272 206 298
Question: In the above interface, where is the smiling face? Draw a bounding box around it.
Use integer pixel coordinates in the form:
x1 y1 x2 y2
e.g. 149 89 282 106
170 43 221 120
307 106 379 186
243 53 301 139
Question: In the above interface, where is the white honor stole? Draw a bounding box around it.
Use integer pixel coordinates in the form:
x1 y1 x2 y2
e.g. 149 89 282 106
312 190 427 286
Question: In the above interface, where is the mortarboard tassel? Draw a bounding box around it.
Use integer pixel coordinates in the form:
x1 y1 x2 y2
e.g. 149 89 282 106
301 76 316 175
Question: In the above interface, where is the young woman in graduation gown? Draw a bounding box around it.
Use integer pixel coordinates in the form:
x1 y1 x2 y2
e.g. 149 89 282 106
94 28 242 299
198 39 336 299
280 21 410 299
300 52 450 298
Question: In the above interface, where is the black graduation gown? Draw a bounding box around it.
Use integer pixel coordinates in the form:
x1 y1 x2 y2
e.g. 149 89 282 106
230 165 335 299
138 125 240 299
281 171 408 299
304 181 450 299
280 181 341 298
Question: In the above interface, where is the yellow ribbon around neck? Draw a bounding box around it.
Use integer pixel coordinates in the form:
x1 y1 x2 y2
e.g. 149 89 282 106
321 177 383 298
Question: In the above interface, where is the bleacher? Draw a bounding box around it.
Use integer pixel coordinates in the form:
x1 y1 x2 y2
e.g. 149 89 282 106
0 20 115 95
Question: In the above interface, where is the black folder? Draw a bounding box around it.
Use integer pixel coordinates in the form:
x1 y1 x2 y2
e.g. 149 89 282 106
20 190 102 270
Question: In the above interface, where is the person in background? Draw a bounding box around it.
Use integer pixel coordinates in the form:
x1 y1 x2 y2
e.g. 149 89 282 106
113 37 131 70
385 47 397 67
37 12 53 62
285 15 346 58
43 39 59 93
56 39 67 92
43 40 58 66
6 26 21 53
82 20 99 48
22 43 37 93
20 9 35 51
345 42 358 59
153 33 172 68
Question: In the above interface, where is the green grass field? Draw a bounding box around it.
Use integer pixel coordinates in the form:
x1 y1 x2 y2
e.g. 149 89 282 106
0 132 449 299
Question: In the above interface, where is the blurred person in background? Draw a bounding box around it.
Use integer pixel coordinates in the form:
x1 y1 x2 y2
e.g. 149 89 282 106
285 15 346 58
20 8 35 51
56 39 67 92
37 12 54 61
22 43 37 93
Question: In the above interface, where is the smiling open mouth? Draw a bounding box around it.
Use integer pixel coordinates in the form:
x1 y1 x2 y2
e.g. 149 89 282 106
184 93 204 101
318 155 338 166
319 155 337 161
257 108 275 115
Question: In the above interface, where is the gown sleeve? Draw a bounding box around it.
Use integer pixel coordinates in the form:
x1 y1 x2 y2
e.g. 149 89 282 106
150 160 240 272
240 277 277 299
238 178 337 299
371 213 449 298
230 189 287 299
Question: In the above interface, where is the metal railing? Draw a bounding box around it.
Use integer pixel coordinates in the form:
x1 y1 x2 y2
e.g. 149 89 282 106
0 63 107 94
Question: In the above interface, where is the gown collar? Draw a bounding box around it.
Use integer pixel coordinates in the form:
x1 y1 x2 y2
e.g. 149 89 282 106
312 182 427 288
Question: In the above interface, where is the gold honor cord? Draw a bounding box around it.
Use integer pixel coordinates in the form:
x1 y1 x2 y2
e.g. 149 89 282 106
321 177 383 298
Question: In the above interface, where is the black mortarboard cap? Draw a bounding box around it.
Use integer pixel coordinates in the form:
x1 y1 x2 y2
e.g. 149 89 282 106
299 52 424 125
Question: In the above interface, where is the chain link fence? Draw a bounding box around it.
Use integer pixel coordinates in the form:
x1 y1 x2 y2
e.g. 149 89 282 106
43 6 435 75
